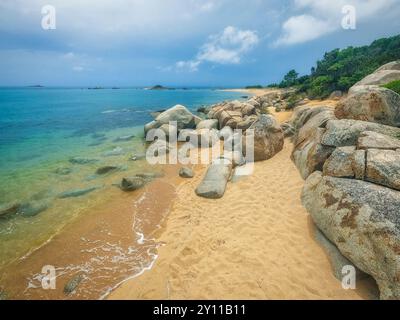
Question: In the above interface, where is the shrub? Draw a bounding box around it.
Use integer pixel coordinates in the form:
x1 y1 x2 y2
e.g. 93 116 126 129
383 80 400 95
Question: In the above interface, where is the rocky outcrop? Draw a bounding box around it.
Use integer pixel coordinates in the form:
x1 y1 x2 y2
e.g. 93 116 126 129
195 161 232 199
321 119 400 147
144 105 201 134
292 62 400 299
196 119 218 130
335 87 400 127
242 114 284 162
302 171 400 299
207 100 257 130
292 127 335 179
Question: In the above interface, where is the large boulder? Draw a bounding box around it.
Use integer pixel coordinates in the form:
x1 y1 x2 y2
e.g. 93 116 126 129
291 128 335 179
357 131 400 150
335 87 400 127
196 119 218 130
321 119 400 148
195 161 232 199
322 146 356 178
294 107 336 145
242 114 284 162
144 105 201 134
365 149 400 191
208 100 257 130
302 171 400 299
352 69 400 87
375 61 400 72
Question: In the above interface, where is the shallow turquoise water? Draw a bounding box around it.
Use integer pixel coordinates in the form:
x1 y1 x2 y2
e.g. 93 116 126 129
0 87 247 269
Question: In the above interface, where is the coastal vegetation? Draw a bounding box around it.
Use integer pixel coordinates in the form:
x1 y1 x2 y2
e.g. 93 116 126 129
383 79 400 95
274 34 400 99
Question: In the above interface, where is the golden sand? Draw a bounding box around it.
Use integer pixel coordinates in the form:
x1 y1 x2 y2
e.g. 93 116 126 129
109 140 376 300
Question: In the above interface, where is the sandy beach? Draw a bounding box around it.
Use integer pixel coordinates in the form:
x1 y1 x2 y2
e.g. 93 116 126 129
109 137 377 300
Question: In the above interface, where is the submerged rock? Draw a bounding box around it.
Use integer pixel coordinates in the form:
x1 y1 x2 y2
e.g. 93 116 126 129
95 166 119 175
0 202 21 218
64 274 84 295
120 176 146 192
69 157 99 165
113 134 135 142
103 147 125 157
19 201 50 217
55 167 72 175
58 186 99 198
179 167 194 178
135 172 165 181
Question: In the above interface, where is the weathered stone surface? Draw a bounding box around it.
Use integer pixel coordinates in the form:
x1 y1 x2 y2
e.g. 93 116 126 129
292 128 335 179
195 162 232 199
302 171 400 299
375 61 400 72
329 90 343 100
294 108 336 145
353 69 400 87
179 167 194 178
208 100 257 129
357 131 400 150
323 146 355 178
196 119 219 130
335 87 400 127
120 176 145 192
366 149 400 191
315 228 368 281
353 150 366 180
321 119 400 147
64 274 84 295
243 114 284 162
144 105 200 134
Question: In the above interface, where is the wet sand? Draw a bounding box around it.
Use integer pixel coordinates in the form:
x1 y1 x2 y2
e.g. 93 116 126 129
0 164 188 299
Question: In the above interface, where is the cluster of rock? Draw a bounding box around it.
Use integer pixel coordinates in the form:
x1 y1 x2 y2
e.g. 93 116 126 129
144 96 285 199
288 61 400 299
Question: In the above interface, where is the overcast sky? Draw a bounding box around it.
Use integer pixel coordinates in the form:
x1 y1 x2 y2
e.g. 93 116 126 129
0 0 399 87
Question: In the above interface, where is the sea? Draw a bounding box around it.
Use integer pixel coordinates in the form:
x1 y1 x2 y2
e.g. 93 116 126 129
0 87 247 299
